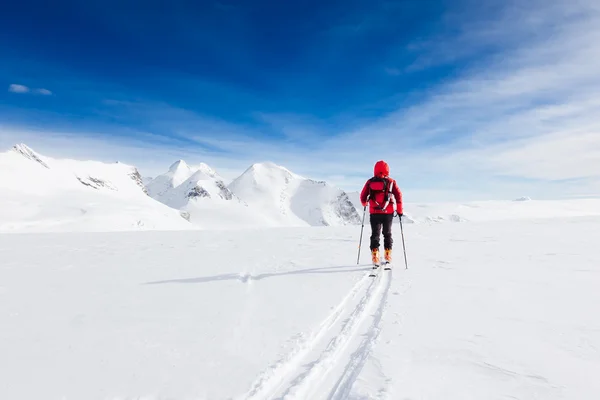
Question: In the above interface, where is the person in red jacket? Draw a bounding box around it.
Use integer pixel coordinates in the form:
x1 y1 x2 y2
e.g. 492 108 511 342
359 160 403 265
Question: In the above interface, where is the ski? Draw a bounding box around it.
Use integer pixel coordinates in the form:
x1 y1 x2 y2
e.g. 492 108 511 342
384 261 392 271
369 263 380 277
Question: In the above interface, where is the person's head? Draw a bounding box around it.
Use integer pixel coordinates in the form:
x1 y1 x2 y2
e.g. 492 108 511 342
374 160 390 177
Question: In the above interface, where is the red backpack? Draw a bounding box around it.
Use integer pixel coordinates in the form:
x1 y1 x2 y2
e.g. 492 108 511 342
367 176 392 211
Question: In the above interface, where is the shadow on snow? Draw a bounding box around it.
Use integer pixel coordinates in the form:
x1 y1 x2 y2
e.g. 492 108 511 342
144 265 372 285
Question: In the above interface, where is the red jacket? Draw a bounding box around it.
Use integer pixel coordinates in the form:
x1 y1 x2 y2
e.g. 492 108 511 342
360 176 403 215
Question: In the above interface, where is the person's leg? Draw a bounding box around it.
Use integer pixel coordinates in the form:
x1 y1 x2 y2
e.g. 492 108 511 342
382 213 394 249
370 214 383 263
383 213 394 261
369 214 383 250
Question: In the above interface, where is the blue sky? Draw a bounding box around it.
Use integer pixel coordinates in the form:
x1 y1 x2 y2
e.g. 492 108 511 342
1 0 600 201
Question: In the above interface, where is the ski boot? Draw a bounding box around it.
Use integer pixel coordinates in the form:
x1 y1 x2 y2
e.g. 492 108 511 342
371 248 380 268
384 248 392 270
384 248 392 263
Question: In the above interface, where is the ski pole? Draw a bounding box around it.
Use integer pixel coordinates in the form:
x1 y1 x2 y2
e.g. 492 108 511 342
398 215 408 269
357 205 367 264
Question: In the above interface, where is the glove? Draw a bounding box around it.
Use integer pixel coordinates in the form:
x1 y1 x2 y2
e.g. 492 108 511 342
395 211 403 218
361 201 367 207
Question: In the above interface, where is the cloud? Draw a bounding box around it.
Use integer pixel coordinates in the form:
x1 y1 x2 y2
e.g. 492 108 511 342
8 84 29 93
8 84 52 95
35 88 53 95
320 0 600 199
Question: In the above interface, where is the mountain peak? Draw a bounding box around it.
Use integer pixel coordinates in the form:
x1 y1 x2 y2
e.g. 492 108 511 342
12 143 50 169
246 161 303 179
187 168 215 182
250 161 283 170
193 162 218 178
147 160 224 204
168 159 189 173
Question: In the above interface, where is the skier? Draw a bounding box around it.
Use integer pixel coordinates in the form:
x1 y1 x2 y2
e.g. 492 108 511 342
359 160 403 266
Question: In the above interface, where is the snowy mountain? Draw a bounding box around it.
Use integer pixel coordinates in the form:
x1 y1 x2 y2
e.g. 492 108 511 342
145 159 196 198
148 160 234 208
5 144 598 232
146 160 361 228
228 162 361 226
165 169 236 208
0 144 360 231
348 190 362 211
145 160 267 228
152 165 273 229
0 144 193 232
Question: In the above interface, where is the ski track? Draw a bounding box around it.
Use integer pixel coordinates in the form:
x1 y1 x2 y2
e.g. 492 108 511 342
240 267 392 400
240 272 372 400
327 271 392 400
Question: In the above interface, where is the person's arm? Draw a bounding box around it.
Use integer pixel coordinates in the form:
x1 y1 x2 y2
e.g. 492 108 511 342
392 180 403 215
359 180 370 206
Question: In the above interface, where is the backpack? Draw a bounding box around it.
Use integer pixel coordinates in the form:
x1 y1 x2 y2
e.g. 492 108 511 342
367 176 393 211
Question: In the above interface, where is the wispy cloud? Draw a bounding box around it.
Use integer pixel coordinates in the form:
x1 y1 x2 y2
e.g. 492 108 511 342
34 88 52 95
8 84 29 93
321 0 600 199
8 84 52 95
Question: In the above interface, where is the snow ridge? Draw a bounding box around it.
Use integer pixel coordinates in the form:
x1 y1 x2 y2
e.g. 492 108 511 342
12 143 49 169
0 144 192 232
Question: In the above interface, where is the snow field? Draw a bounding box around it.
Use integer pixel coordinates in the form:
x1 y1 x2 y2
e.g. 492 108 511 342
368 216 600 400
1 215 600 399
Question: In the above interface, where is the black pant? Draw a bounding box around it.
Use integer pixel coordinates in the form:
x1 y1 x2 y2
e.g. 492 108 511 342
370 213 394 250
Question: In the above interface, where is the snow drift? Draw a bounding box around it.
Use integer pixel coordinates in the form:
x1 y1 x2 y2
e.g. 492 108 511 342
0 144 193 232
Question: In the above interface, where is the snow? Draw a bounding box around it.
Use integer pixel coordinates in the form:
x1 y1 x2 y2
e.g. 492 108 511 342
402 198 600 223
162 170 271 229
514 196 532 201
349 187 600 224
1 209 600 399
0 144 192 232
155 169 236 210
146 160 361 229
145 159 197 198
228 162 360 226
369 216 600 400
6 143 598 233
2 143 600 399
0 145 360 232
